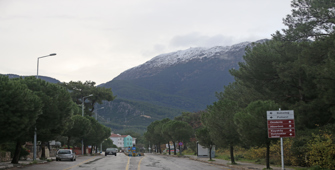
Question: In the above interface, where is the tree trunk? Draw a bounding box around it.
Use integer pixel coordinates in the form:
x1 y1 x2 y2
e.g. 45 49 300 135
95 145 98 153
168 142 171 155
90 145 93 154
178 143 181 155
230 145 235 164
11 140 22 164
209 146 212 160
266 141 270 169
47 142 50 151
41 142 46 159
173 141 176 155
67 136 71 149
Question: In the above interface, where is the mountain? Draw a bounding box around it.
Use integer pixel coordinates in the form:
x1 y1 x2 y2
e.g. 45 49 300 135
97 40 267 133
2 74 61 84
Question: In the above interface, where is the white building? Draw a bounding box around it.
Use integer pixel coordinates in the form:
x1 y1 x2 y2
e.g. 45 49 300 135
110 133 124 148
109 133 137 149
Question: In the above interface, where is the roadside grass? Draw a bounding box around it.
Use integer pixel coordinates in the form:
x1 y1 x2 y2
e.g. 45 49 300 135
215 148 255 163
215 148 306 170
181 148 196 156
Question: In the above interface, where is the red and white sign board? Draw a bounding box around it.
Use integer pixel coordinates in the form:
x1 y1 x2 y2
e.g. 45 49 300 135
267 110 295 138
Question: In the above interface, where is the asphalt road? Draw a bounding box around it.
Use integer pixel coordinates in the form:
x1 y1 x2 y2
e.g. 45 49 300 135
12 153 234 170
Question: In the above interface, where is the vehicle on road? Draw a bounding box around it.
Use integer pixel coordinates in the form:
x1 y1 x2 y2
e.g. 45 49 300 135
56 149 76 161
105 148 117 156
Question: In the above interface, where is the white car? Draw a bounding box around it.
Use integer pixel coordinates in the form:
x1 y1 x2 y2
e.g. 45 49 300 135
56 149 76 161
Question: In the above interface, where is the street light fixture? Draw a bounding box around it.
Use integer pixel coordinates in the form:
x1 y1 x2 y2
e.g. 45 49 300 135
81 94 93 155
94 106 104 153
37 53 56 79
34 53 57 161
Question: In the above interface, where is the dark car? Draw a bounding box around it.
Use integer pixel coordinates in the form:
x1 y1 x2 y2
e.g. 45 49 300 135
105 148 117 156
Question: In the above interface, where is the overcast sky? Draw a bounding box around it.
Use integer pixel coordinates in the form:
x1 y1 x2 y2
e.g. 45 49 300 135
0 0 292 85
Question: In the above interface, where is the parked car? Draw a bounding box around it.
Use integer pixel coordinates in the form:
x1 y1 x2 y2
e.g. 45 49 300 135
105 148 117 156
56 149 76 161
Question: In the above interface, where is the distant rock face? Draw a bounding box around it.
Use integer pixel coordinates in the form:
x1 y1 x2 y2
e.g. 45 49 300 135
114 41 254 80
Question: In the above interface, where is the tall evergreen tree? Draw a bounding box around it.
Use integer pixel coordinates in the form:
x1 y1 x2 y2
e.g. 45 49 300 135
0 76 43 164
60 81 115 116
273 0 335 41
234 100 280 169
202 99 240 164
0 76 42 143
195 127 215 160
17 77 76 159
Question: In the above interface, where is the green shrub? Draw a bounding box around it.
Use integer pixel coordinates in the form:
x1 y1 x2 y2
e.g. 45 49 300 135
306 133 335 170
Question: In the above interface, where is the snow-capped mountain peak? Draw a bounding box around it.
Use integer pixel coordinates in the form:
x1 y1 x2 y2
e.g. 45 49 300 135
138 41 250 69
115 40 267 80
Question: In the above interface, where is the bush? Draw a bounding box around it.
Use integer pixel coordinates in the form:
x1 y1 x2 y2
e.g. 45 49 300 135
182 148 194 155
244 147 266 160
270 138 293 165
306 133 335 170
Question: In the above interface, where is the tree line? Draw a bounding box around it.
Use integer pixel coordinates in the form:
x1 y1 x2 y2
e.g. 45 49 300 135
144 118 194 155
146 1 335 169
0 76 115 163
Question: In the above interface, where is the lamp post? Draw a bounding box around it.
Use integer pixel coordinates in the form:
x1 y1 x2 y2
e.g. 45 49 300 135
34 53 56 161
94 107 104 153
81 94 93 155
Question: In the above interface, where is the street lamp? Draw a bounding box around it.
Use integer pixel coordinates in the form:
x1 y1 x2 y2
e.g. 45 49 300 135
94 106 104 153
34 53 57 161
81 94 93 155
37 53 56 79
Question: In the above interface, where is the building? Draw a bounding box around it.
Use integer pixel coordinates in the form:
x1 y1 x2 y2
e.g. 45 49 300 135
110 134 124 148
109 133 136 150
123 135 133 148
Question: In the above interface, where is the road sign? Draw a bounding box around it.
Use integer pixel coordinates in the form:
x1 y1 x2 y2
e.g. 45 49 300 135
267 120 295 129
267 118 295 138
268 120 294 124
268 131 295 138
267 110 294 170
178 142 183 146
267 110 294 116
268 128 295 133
267 110 294 120
267 110 295 138
267 115 294 120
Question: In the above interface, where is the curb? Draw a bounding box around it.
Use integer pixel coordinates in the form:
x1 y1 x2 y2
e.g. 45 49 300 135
0 159 51 169
187 156 268 170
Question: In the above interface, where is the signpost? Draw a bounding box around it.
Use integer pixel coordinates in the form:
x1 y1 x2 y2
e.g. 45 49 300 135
178 142 183 155
267 109 295 170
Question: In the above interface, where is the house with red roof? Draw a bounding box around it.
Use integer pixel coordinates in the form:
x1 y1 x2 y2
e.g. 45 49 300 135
109 133 136 150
